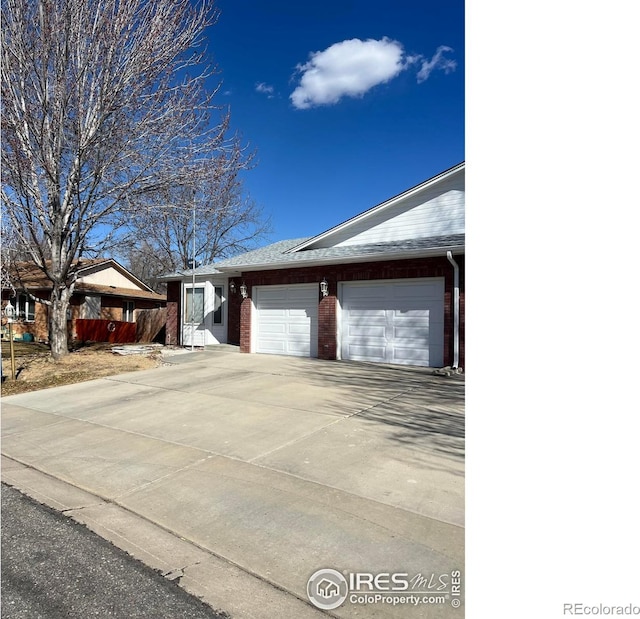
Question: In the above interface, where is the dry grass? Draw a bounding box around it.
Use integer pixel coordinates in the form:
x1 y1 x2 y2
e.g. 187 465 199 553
1 341 163 396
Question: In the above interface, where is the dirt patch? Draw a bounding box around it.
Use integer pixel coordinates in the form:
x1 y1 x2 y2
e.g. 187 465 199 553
1 342 163 396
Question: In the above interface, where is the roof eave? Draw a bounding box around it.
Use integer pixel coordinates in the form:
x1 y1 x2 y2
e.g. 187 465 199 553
156 271 226 282
215 245 465 273
156 272 232 283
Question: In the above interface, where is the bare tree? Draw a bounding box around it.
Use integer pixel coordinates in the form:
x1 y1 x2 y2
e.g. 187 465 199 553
1 0 233 359
1 212 18 297
120 136 272 288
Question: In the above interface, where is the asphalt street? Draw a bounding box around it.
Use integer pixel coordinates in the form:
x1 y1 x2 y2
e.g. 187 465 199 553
1 483 229 619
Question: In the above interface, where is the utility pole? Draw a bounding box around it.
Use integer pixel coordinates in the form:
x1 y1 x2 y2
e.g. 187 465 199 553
191 189 196 352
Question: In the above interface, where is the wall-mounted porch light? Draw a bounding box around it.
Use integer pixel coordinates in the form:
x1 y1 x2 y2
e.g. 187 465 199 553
320 278 329 297
240 282 248 299
229 280 236 294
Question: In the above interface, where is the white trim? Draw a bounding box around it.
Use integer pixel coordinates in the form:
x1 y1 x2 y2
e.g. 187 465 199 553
336 284 344 361
447 252 460 369
123 300 135 322
250 295 257 354
16 293 35 322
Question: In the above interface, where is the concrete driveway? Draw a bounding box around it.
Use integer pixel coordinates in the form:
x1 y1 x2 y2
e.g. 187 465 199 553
1 349 464 618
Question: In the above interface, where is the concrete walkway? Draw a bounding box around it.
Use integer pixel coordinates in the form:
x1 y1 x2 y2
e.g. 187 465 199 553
1 350 465 618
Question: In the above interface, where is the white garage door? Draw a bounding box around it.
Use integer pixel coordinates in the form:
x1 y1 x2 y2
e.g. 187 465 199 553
341 278 444 367
254 284 318 357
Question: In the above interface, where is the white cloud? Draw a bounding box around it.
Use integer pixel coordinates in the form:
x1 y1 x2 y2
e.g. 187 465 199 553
416 46 457 83
255 82 275 97
290 38 457 109
290 37 407 110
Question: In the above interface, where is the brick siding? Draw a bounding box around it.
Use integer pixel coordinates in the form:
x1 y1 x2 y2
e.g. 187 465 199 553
239 297 252 352
318 294 337 360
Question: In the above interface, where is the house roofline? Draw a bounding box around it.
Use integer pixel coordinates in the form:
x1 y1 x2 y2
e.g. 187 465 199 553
157 245 465 281
213 245 465 274
5 258 158 295
286 162 465 253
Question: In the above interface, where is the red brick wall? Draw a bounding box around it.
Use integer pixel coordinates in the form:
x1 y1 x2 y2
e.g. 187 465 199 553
239 297 252 352
237 254 465 368
318 294 337 360
240 256 455 287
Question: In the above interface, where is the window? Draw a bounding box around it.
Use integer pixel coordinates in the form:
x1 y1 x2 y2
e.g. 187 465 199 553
185 287 204 324
17 294 35 322
123 301 135 322
213 286 223 325
84 295 101 319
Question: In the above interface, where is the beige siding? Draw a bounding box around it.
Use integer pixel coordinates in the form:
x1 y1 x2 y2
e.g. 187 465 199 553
78 265 147 291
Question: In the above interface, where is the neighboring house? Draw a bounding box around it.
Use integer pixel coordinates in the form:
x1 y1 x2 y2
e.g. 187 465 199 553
160 162 465 368
1 259 166 343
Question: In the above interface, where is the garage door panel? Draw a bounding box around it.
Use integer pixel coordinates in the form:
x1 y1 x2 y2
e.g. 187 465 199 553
259 288 287 301
393 347 433 364
255 285 318 358
287 341 312 355
287 308 312 317
347 285 387 298
341 278 444 367
347 313 387 326
289 323 311 335
393 326 430 340
260 323 287 334
348 325 386 338
258 338 287 353
394 280 441 295
259 308 287 318
347 305 386 316
348 344 386 362
392 308 435 319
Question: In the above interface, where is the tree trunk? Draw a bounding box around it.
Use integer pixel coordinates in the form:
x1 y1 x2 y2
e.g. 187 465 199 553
49 285 72 360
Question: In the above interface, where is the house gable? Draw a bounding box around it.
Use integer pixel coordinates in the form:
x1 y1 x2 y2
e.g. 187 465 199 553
290 162 464 251
77 260 153 293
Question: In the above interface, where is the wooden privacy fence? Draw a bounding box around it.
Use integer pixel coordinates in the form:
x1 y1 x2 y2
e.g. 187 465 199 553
75 308 167 344
135 307 167 343
75 319 137 343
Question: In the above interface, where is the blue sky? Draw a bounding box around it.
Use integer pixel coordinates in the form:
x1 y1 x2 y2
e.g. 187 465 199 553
205 0 464 242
